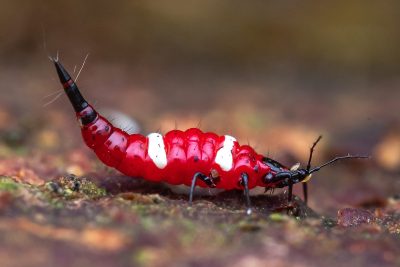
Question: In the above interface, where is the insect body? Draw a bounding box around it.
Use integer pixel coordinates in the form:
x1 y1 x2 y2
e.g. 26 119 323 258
53 59 367 214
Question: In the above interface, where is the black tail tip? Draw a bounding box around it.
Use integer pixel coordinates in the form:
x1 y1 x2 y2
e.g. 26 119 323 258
53 59 72 84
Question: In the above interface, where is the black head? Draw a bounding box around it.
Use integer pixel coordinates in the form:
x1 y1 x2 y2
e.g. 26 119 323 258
262 157 311 188
263 136 368 189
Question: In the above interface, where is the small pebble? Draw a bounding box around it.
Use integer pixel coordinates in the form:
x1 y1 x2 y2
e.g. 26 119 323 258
337 208 375 227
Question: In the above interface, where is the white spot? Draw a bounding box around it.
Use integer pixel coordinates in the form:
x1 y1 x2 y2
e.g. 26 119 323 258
290 162 300 171
215 135 236 171
147 133 167 169
302 174 313 183
246 208 252 216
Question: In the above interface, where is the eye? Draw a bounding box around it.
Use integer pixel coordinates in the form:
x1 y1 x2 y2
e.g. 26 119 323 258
264 172 274 181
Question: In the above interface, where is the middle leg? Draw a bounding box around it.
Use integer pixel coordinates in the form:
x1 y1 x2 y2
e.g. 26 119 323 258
189 172 216 205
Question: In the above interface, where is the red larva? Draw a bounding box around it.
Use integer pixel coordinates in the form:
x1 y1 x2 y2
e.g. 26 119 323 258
53 59 367 214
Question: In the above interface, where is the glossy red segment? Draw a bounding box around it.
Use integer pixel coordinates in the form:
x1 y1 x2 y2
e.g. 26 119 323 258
119 135 147 177
81 116 112 148
185 128 205 186
232 153 258 189
55 59 284 192
79 116 278 189
163 130 187 184
201 132 218 164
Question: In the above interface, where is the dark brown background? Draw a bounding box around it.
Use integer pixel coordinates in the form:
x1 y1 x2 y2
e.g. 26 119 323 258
0 1 399 267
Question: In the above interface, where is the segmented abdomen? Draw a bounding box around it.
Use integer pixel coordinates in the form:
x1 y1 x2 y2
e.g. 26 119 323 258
79 107 262 190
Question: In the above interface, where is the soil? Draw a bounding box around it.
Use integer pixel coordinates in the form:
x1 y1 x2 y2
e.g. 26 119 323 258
0 63 399 267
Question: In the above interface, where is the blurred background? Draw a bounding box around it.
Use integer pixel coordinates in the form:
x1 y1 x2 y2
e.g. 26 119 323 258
1 2 400 267
0 0 399 211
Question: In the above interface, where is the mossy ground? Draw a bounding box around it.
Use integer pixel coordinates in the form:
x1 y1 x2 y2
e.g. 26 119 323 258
1 62 400 267
0 164 399 267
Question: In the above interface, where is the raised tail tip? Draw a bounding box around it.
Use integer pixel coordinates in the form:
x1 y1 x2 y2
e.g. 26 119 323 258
52 57 72 84
51 55 89 113
48 50 59 63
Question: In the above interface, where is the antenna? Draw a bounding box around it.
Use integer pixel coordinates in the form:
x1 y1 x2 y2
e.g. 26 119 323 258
309 154 370 174
306 135 322 171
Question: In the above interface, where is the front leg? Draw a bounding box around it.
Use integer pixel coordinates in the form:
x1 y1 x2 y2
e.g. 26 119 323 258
239 172 252 215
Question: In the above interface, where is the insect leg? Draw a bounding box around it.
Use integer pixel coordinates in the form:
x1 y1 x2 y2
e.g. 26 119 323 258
240 172 252 215
287 180 293 204
189 172 216 205
302 183 308 204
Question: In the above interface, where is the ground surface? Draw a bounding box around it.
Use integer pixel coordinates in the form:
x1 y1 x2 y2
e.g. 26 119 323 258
0 63 400 267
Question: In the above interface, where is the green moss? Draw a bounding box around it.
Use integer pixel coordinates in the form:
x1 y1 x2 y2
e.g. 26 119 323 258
0 177 20 192
321 217 337 228
45 175 106 200
117 192 165 205
237 220 262 232
79 180 107 199
269 213 288 222
132 248 159 266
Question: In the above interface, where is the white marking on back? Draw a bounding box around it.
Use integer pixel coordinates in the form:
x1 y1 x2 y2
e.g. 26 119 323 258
215 135 236 171
147 133 167 169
